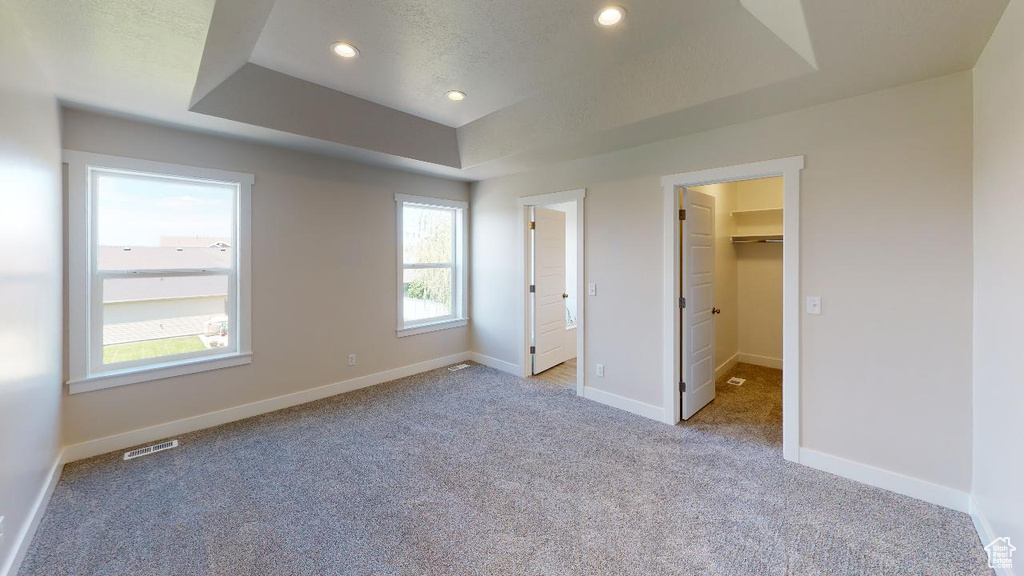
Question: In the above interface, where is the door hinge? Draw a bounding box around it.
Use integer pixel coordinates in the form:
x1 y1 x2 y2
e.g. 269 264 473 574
680 380 686 392
529 221 536 230
679 297 686 309
530 346 536 354
529 284 536 293
679 209 686 221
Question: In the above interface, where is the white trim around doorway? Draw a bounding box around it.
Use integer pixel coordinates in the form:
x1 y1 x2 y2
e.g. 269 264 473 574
517 189 586 397
661 156 803 463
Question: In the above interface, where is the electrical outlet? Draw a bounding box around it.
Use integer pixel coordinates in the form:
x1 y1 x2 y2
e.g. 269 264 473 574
806 296 822 315
588 283 597 296
348 354 356 366
596 363 605 377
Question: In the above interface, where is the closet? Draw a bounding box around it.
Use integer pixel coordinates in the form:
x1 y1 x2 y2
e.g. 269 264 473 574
689 176 784 378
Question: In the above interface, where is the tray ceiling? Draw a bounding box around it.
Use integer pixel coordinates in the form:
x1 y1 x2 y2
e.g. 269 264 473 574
8 0 1008 179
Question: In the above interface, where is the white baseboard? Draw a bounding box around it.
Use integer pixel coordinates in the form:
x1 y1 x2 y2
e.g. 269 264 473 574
799 448 969 513
468 352 520 376
1 453 63 576
582 386 664 422
737 352 783 370
970 496 1015 576
715 353 739 380
63 352 473 463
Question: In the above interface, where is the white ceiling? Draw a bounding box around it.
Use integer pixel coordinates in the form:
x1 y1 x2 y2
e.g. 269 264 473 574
250 0 729 127
8 0 214 122
7 0 1009 180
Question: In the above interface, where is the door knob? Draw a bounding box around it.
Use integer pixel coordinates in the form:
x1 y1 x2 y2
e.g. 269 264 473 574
562 293 569 299
712 307 721 315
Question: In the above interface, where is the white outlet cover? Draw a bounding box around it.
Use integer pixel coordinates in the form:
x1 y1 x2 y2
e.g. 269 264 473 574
588 283 597 296
348 354 357 366
806 296 822 315
596 363 605 377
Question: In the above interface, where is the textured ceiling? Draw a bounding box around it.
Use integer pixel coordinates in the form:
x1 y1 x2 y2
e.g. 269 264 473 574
458 0 1010 172
8 0 214 117
250 0 728 127
7 0 1010 180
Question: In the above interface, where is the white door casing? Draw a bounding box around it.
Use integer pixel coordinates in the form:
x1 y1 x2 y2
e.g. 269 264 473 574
681 189 716 419
531 207 568 374
517 189 586 397
661 157 801 461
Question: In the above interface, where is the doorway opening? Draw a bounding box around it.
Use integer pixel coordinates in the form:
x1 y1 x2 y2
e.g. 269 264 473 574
684 178 784 446
662 158 802 462
518 189 586 396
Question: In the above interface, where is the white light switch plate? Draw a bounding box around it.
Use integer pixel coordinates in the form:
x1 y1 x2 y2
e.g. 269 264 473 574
588 283 597 296
806 297 822 315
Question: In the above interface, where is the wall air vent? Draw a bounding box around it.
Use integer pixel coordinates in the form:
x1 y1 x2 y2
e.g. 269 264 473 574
124 440 179 461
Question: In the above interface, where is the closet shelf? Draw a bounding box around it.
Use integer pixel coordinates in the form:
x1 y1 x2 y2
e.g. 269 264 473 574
731 207 783 217
731 234 783 244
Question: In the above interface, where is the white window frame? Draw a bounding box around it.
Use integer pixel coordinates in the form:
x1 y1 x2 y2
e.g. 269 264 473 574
65 151 253 394
395 194 468 337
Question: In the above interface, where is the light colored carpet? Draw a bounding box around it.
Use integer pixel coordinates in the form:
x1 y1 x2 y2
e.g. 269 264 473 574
20 362 990 575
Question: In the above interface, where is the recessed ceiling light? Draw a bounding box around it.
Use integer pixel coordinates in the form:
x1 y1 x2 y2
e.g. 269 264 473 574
446 90 467 102
330 42 359 59
595 5 626 27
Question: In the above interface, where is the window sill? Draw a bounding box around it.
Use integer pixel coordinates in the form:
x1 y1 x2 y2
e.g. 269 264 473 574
68 352 252 395
397 318 468 338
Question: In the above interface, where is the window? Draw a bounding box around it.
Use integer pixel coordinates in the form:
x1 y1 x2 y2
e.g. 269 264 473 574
396 194 467 336
66 151 252 393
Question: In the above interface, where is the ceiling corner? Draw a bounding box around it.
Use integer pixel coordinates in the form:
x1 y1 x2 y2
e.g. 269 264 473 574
190 0 278 108
740 0 819 70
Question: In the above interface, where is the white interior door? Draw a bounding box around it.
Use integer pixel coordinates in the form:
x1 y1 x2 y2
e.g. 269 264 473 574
681 189 716 419
532 207 567 374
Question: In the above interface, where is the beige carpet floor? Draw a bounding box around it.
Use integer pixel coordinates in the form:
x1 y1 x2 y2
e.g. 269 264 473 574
19 362 990 575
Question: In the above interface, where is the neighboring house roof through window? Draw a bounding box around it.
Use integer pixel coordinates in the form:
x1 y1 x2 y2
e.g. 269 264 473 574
98 246 231 271
98 246 231 302
159 236 231 248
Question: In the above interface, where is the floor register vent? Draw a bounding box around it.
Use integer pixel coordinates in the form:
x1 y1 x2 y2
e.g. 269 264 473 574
124 440 179 461
448 364 471 372
727 377 746 386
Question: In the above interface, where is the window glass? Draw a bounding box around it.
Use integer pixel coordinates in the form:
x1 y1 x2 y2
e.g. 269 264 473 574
101 275 230 365
402 205 453 265
95 171 234 271
402 268 453 323
397 196 464 332
93 168 236 365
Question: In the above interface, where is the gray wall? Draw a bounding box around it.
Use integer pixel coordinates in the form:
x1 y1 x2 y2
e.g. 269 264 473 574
972 0 1024 548
0 2 63 572
61 109 471 445
470 72 975 491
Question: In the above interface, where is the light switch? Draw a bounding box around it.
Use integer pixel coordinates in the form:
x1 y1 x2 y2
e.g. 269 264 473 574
588 283 597 296
806 297 822 315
